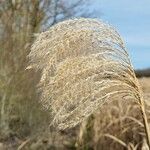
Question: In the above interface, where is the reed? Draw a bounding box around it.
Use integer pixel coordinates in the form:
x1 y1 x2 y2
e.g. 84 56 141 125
27 18 150 147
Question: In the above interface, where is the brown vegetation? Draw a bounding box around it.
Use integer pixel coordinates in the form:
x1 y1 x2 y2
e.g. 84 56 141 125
0 1 150 150
27 18 150 149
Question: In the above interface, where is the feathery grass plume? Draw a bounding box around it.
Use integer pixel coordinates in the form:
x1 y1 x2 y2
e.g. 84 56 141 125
28 18 150 146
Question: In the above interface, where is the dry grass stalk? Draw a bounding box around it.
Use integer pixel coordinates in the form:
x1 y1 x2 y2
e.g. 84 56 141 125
27 18 150 147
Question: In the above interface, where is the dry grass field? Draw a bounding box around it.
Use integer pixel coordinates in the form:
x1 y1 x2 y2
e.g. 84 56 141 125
74 77 150 150
26 77 150 150
1 16 150 150
25 18 150 150
0 1 149 150
1 77 149 150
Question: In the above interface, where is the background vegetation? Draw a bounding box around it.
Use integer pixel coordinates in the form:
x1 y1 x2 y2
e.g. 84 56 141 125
0 0 150 149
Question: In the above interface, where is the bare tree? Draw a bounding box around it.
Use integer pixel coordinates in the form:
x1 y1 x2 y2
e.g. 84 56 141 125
0 0 95 136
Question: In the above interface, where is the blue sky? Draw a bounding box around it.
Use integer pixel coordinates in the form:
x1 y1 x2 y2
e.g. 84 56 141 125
91 0 150 69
